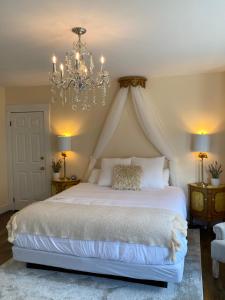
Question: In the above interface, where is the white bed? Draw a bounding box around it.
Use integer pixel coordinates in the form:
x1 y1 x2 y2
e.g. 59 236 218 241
12 183 187 285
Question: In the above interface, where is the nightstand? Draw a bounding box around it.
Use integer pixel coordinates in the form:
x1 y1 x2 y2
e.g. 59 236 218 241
52 179 80 195
189 183 225 227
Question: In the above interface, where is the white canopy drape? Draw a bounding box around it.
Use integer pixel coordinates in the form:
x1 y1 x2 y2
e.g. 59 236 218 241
131 86 177 185
85 84 178 186
85 87 129 179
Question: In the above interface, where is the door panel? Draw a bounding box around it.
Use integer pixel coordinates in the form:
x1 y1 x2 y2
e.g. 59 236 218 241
11 111 48 209
15 134 26 162
31 134 42 162
31 170 46 200
17 171 29 198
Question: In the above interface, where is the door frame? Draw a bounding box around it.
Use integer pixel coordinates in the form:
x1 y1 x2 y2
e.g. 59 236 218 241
6 104 51 210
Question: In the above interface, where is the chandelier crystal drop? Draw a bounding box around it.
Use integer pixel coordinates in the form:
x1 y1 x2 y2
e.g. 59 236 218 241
49 27 110 111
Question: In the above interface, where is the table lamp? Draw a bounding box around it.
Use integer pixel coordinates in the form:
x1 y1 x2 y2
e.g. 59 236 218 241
191 133 210 186
57 136 71 180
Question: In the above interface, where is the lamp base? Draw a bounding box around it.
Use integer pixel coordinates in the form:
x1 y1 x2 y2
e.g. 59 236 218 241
61 152 67 180
198 152 208 188
59 177 70 181
196 182 208 188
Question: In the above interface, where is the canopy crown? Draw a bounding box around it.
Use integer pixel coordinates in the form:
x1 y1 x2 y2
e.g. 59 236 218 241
118 76 147 88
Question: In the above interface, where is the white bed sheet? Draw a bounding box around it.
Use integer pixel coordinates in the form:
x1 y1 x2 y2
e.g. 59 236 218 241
14 183 187 266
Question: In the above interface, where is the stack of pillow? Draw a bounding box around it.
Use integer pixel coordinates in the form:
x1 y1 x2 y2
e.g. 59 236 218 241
88 157 169 191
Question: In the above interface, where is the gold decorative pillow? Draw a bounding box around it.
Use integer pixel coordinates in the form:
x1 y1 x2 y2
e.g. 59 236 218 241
112 165 142 191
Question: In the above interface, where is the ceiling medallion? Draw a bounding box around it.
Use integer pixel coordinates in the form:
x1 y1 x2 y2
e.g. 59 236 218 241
49 27 110 111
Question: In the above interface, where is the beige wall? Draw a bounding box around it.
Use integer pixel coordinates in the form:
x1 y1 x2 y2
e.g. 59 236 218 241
0 87 9 213
5 72 225 193
6 85 51 105
150 73 225 188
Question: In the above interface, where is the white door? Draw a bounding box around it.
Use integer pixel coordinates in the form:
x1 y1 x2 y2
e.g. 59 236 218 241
10 111 48 209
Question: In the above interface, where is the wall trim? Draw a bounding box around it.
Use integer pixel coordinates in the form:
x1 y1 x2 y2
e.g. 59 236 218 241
6 104 51 210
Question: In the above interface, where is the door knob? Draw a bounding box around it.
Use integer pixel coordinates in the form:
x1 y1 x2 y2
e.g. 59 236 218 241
40 167 45 170
40 156 44 160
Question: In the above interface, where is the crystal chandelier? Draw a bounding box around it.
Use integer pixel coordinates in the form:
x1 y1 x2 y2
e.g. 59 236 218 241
49 27 110 111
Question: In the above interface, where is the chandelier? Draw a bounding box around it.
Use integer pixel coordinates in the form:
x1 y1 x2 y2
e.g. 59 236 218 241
49 27 110 111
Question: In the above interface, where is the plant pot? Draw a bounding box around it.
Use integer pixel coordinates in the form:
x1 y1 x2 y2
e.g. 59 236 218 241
211 178 220 186
53 172 60 181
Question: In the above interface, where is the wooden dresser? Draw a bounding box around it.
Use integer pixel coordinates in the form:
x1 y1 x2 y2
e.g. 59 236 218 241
189 183 225 227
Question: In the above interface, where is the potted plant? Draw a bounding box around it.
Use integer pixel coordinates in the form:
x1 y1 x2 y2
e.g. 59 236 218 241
208 161 223 186
52 159 62 180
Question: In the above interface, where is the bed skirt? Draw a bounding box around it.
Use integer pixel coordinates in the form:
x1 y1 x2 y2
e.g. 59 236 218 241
12 246 184 283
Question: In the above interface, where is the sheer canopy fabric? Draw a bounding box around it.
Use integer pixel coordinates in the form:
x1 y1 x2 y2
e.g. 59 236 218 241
85 85 177 186
85 87 128 179
131 87 177 185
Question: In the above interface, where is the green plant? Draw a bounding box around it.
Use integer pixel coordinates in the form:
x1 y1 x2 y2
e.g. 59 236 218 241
52 159 62 173
208 161 223 178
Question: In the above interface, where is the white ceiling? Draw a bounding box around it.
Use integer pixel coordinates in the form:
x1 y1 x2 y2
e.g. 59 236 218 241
1 0 225 86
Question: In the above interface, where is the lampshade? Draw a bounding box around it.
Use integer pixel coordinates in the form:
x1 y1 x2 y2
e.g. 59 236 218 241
191 134 210 152
57 136 71 152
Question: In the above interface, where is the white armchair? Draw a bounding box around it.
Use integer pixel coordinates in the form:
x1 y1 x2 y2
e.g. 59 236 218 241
211 222 225 278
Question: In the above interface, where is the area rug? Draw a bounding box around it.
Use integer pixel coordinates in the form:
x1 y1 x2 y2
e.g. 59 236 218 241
0 229 203 300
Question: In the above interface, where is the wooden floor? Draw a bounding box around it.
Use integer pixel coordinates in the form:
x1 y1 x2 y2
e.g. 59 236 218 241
200 229 225 300
1 211 225 299
0 211 13 265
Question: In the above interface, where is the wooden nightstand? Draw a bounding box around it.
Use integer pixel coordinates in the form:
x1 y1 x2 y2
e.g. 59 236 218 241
189 183 225 227
52 179 80 195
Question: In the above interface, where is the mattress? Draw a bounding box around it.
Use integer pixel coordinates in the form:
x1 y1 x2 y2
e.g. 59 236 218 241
14 183 187 266
14 232 187 265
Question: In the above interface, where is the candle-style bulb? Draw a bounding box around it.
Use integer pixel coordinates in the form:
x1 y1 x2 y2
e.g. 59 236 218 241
60 63 64 79
52 55 57 64
100 56 105 64
52 55 57 73
75 52 80 60
60 63 64 71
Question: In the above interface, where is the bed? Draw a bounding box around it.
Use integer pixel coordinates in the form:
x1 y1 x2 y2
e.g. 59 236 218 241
8 182 187 286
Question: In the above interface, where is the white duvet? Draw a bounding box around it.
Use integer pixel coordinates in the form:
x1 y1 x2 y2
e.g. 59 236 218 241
47 183 187 219
14 183 187 265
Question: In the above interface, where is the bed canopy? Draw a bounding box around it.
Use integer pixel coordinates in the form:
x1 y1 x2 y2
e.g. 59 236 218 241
85 76 178 186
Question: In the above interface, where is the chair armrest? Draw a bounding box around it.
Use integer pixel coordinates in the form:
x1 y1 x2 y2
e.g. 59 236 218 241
213 223 225 240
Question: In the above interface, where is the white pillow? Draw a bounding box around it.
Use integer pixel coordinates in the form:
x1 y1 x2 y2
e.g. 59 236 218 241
131 157 165 189
88 169 101 184
163 168 170 186
98 158 131 186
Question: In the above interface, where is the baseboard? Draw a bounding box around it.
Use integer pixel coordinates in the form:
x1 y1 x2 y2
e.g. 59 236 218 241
0 203 13 214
